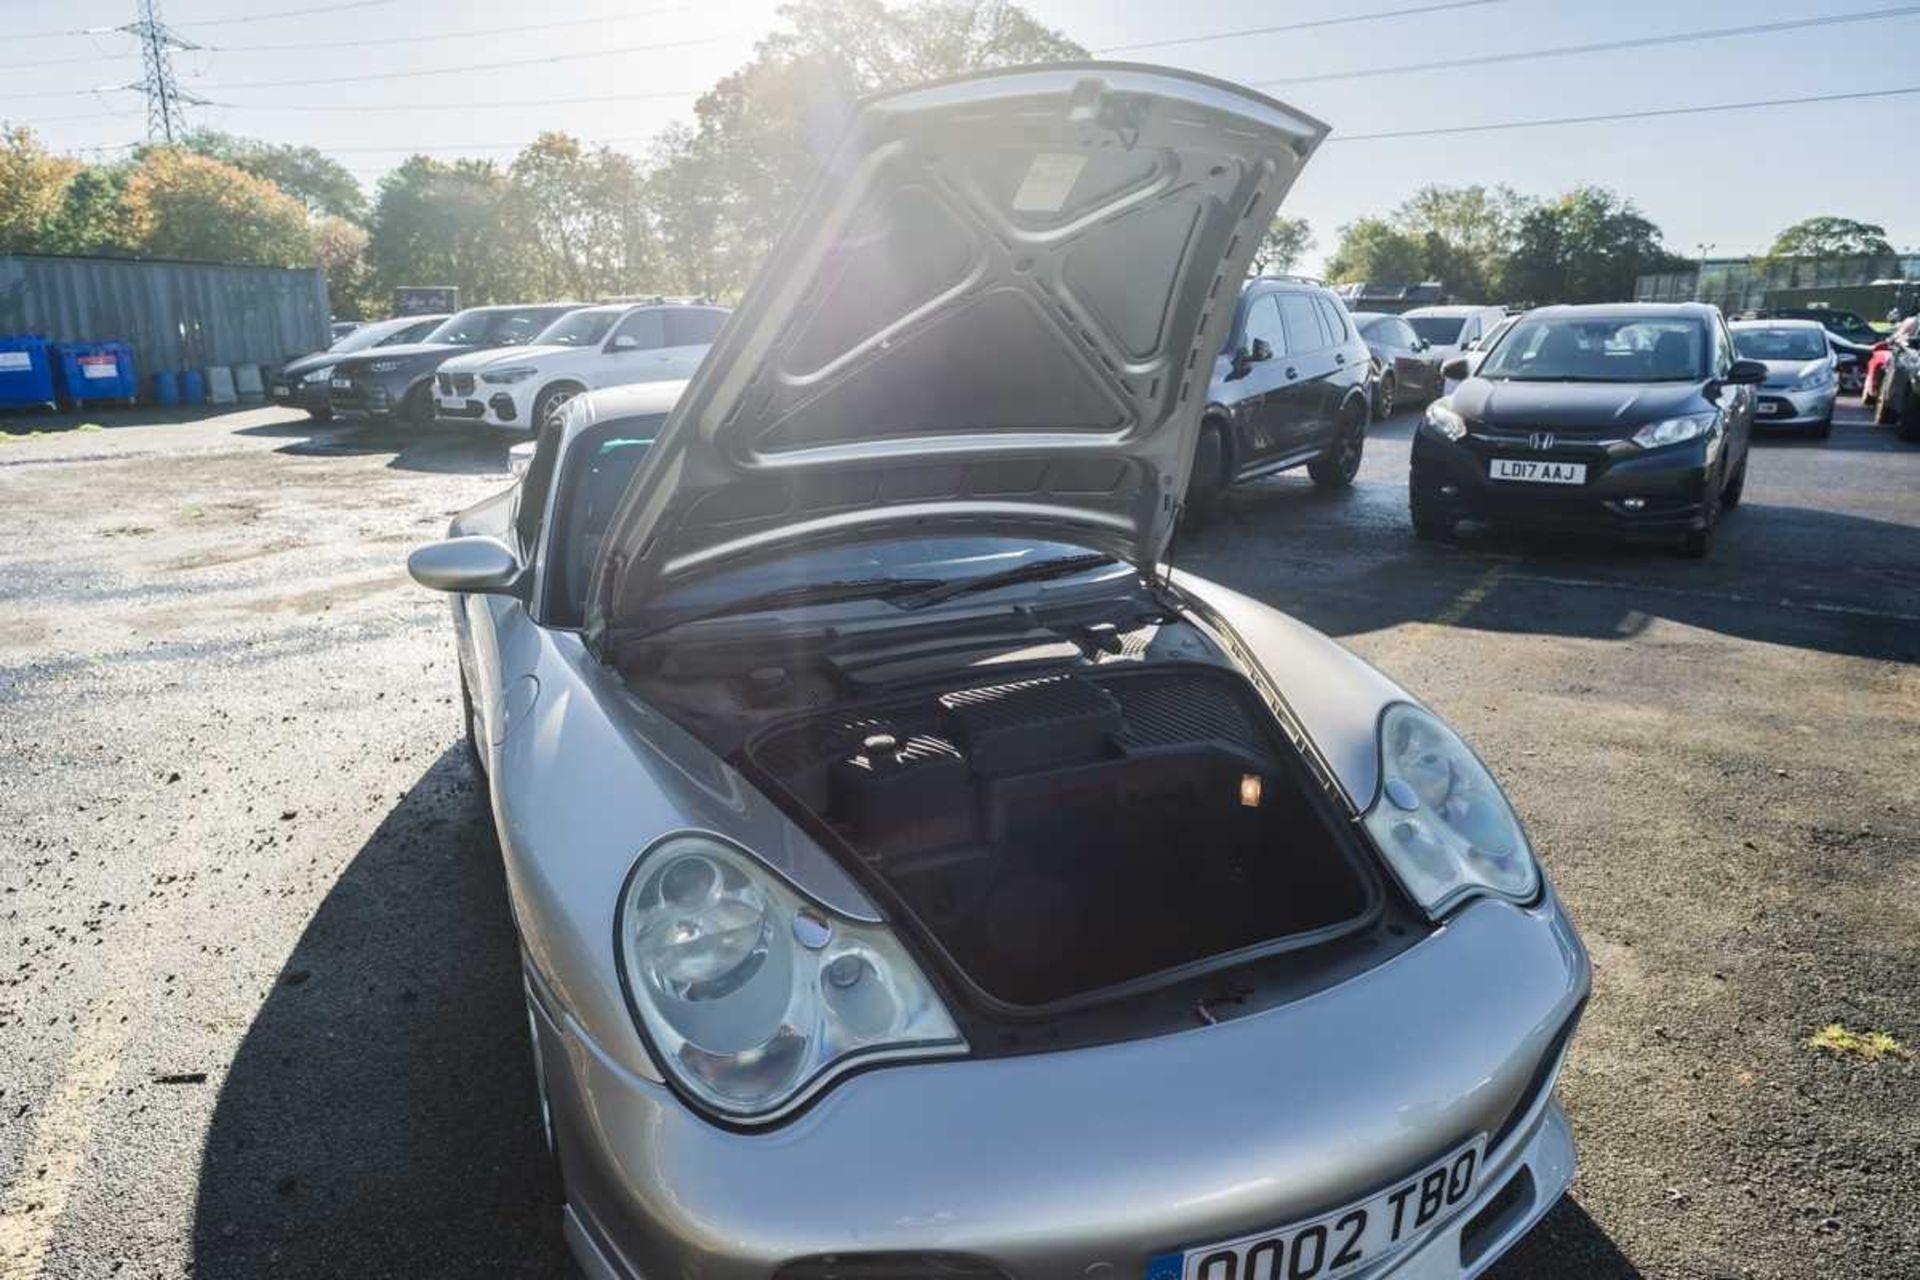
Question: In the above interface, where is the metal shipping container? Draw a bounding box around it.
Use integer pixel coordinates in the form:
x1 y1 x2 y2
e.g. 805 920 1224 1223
0 253 329 376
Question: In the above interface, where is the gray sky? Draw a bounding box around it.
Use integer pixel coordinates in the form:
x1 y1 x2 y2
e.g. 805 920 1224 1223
8 0 1919 274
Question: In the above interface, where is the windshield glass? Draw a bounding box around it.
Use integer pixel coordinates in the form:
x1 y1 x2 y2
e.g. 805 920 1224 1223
1479 315 1708 382
647 537 1125 619
424 309 499 345
1734 328 1828 362
326 318 412 354
535 311 617 347
1407 315 1465 344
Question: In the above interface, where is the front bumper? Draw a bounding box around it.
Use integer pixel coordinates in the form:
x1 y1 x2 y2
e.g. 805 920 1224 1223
1412 424 1717 537
268 376 330 414
530 895 1589 1280
326 374 400 419
1753 385 1836 428
433 373 531 431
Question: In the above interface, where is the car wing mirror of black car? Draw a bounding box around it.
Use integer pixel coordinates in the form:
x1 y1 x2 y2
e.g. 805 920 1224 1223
1725 359 1768 386
1440 355 1472 381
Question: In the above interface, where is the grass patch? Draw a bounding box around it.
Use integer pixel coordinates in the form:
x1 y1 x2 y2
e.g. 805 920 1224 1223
0 421 105 442
1809 1024 1910 1062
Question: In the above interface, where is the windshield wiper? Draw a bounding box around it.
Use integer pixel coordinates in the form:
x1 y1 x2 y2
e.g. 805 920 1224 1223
897 553 1119 611
638 577 945 637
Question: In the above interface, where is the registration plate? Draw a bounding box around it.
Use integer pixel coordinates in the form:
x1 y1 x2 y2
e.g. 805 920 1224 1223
1148 1138 1486 1280
1490 457 1585 485
330 377 351 391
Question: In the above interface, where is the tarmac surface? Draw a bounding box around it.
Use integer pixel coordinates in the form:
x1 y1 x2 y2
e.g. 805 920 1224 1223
0 399 1914 1279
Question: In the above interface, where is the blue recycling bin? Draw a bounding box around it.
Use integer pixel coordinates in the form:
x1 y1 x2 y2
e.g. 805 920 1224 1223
179 368 206 405
152 370 181 407
52 341 138 407
0 334 57 411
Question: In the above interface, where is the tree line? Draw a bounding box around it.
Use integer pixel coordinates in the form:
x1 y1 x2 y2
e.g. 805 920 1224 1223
0 0 1900 316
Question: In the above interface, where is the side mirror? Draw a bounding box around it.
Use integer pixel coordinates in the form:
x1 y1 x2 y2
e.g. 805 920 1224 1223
508 440 536 478
611 334 640 351
1725 359 1768 386
408 536 522 596
1248 337 1274 363
1440 355 1472 381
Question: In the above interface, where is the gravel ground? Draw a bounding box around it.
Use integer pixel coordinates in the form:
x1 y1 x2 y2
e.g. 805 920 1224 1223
0 402 1914 1279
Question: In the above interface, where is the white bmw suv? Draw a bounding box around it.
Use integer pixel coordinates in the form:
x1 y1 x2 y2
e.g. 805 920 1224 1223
432 299 730 431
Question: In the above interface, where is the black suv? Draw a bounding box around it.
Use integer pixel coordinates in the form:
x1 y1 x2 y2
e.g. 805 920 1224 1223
1189 277 1374 511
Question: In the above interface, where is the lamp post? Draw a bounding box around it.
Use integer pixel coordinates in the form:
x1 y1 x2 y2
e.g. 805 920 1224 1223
1694 242 1716 305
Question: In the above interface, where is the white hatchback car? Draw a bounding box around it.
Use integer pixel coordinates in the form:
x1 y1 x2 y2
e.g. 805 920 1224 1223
433 300 730 431
1403 305 1509 366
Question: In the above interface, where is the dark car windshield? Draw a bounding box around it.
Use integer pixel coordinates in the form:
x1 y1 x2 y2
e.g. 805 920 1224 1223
535 310 618 347
1734 328 1828 362
425 307 572 346
326 318 416 354
1407 315 1465 344
1778 309 1875 342
1478 315 1708 382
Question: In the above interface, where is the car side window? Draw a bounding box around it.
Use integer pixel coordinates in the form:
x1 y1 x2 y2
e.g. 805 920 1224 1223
666 309 728 346
1715 321 1736 377
1278 292 1325 355
1391 319 1419 348
1241 294 1287 357
610 310 667 351
544 415 668 627
513 417 565 558
1313 296 1350 345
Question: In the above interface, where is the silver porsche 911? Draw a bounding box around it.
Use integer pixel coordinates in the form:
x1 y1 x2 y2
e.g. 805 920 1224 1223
409 64 1590 1280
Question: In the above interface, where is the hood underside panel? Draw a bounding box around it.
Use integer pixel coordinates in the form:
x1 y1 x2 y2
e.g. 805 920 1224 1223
595 64 1326 636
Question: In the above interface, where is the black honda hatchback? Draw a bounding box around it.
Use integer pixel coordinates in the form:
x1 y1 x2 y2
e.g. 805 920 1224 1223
1410 303 1766 557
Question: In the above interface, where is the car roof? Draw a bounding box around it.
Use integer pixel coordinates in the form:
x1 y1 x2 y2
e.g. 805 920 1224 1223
1347 310 1389 323
1729 317 1825 330
1402 304 1502 317
568 380 689 443
1525 302 1720 321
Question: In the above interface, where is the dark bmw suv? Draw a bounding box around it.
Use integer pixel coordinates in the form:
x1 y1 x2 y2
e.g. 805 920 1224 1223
327 303 583 427
1411 303 1766 557
1189 277 1374 511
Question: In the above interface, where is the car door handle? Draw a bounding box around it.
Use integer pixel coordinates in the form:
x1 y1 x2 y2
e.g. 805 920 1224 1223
1334 352 1346 365
1285 367 1299 380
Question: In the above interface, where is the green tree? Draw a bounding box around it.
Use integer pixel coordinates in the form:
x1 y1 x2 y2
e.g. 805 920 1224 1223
650 0 1084 294
180 129 367 222
0 128 80 252
1766 215 1894 260
506 133 652 299
1503 186 1683 305
1324 218 1426 286
38 165 131 255
315 214 373 317
119 148 315 267
1252 215 1313 275
1390 184 1529 300
367 156 525 304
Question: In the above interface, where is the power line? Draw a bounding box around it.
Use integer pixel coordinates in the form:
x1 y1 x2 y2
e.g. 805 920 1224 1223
171 0 394 29
204 89 703 113
1252 4 1920 88
1094 0 1504 54
208 4 696 52
1325 84 1920 142
194 29 749 88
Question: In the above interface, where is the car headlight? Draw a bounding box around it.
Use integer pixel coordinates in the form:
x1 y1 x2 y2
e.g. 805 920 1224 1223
1362 703 1539 917
1789 365 1834 393
1424 401 1467 440
618 834 965 1122
368 360 401 374
301 366 332 384
480 366 538 385
1631 411 1718 449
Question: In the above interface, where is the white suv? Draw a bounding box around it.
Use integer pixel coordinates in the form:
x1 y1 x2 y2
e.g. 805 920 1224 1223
432 300 729 431
1401 304 1509 365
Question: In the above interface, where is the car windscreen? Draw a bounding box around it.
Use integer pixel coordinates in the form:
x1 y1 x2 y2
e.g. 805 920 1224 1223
535 311 618 347
1407 315 1466 345
1478 315 1708 382
485 307 574 346
327 318 412 354
423 309 498 345
1734 328 1828 362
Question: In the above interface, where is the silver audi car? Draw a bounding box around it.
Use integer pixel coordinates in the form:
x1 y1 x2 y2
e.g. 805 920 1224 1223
409 64 1590 1280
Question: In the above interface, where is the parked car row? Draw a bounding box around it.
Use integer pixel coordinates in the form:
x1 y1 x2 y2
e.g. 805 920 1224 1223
273 298 728 432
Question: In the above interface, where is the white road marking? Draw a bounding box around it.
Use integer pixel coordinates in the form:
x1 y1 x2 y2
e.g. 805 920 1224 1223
1500 572 1920 627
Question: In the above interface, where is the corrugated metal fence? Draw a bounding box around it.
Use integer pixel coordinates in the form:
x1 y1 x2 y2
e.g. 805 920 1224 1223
0 254 329 375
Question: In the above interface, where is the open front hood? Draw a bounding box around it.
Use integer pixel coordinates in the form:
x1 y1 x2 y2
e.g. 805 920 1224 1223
593 64 1325 635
